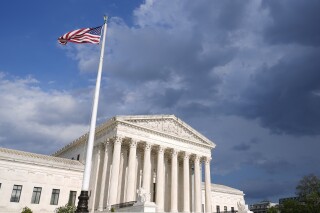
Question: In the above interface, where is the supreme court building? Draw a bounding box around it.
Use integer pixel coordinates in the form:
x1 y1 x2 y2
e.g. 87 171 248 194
0 115 247 213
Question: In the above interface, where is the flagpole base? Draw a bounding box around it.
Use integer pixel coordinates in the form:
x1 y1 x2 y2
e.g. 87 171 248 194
76 190 89 213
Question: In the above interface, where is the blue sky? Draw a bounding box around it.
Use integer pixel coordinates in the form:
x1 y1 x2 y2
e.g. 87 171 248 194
1 0 320 204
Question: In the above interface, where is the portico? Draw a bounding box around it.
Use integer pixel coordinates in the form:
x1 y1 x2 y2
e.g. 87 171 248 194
54 115 215 213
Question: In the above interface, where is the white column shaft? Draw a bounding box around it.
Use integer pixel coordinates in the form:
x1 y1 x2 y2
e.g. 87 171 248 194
108 137 122 206
142 143 152 193
126 140 137 201
205 158 212 213
183 153 190 213
170 150 178 212
156 147 165 212
98 142 110 210
89 145 102 212
194 156 201 213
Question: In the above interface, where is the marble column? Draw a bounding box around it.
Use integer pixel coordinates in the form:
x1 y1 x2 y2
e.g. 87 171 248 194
156 146 165 212
194 155 201 213
205 157 212 213
142 143 152 194
170 149 178 212
126 139 138 202
98 140 110 211
117 147 127 203
108 136 122 206
89 144 102 212
183 152 190 213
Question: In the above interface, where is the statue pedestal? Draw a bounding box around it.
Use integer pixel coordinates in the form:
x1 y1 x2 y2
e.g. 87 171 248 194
116 202 157 212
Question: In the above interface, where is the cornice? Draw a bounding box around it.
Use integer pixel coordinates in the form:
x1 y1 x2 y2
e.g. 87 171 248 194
0 147 84 172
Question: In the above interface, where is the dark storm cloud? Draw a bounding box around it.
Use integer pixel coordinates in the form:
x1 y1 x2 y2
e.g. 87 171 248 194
233 143 251 151
105 0 246 105
262 0 320 46
241 179 295 200
230 48 320 135
256 159 295 175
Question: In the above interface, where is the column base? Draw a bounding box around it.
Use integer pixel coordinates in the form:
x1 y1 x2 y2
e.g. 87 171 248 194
76 190 89 213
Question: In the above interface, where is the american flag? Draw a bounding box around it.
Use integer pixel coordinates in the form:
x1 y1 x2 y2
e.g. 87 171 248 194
58 26 103 45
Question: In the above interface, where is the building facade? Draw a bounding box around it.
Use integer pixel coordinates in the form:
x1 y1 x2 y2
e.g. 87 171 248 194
54 115 215 212
0 115 247 213
249 201 278 213
0 147 83 213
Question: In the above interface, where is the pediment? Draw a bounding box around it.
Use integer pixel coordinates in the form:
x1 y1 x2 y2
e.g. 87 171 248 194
116 115 215 147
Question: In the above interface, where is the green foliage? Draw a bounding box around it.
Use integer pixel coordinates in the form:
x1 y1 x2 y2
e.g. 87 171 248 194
267 206 278 213
111 207 115 212
296 174 320 199
21 207 32 213
55 204 76 213
279 200 304 213
280 174 320 213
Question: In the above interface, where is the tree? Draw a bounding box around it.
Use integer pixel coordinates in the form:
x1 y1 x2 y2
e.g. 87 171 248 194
279 200 304 213
21 207 32 213
267 206 278 213
296 174 320 199
291 174 320 213
55 204 76 213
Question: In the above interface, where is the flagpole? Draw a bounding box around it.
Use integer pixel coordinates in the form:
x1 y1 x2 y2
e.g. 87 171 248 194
76 16 108 213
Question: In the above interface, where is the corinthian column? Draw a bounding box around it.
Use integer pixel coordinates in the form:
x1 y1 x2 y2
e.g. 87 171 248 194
98 140 110 210
194 155 201 213
90 144 103 211
142 143 152 194
183 152 190 213
108 136 122 206
126 139 138 202
156 146 165 212
205 157 212 213
170 149 178 212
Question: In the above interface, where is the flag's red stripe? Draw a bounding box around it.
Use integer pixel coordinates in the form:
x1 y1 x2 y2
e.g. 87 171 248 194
58 26 102 45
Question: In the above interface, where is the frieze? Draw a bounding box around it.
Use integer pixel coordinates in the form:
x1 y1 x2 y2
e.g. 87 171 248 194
128 119 201 142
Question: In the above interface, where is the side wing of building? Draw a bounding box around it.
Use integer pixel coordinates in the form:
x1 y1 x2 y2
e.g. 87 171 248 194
0 147 84 213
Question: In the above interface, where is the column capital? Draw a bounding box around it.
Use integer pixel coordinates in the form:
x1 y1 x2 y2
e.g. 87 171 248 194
204 156 212 164
103 138 111 145
171 149 179 157
194 154 201 162
129 139 138 148
157 145 165 154
183 152 190 160
144 142 152 151
113 136 123 145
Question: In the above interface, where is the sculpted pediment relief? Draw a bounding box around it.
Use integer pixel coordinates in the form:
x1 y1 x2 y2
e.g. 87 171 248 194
118 115 214 147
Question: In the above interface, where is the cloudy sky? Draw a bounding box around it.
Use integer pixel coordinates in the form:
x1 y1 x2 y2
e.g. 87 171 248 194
1 0 320 204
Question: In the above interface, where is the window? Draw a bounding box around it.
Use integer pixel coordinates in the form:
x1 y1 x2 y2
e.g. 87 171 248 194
31 187 42 204
224 206 227 212
50 189 60 205
216 205 220 213
0 183 2 189
10 185 22 202
77 154 80 161
231 207 235 212
68 191 77 206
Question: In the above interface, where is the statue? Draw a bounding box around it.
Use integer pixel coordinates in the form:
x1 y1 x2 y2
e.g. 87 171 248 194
237 202 246 213
237 201 253 213
136 187 151 204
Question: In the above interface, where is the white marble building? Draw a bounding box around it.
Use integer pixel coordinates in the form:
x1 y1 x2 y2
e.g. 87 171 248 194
0 115 246 213
0 148 83 213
